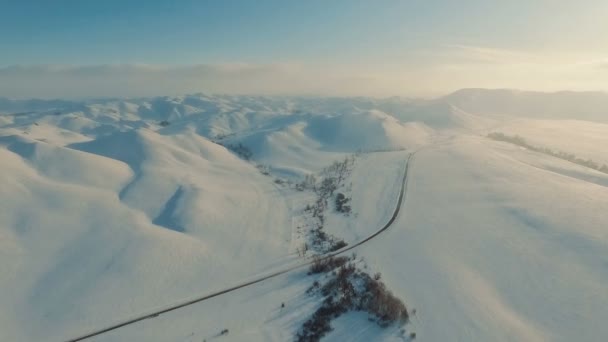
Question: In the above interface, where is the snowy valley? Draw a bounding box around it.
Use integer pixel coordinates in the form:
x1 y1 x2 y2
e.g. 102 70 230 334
1 89 608 342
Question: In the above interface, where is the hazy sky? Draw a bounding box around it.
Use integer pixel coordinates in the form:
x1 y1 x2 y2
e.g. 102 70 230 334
1 0 607 98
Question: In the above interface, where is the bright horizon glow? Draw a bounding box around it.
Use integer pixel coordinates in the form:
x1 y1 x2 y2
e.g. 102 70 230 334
1 0 607 98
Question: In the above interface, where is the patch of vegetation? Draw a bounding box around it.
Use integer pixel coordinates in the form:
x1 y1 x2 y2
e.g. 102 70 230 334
296 174 317 191
488 132 608 174
316 157 354 218
256 164 271 176
329 239 348 251
212 132 235 141
307 227 347 253
297 255 410 342
159 120 170 127
213 138 254 161
308 255 350 274
312 161 354 240
334 193 351 214
224 143 253 160
296 156 355 195
295 156 356 255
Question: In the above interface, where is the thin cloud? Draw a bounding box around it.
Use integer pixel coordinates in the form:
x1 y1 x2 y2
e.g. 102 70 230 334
0 63 434 99
0 63 326 99
441 44 538 65
589 60 608 70
1 59 607 99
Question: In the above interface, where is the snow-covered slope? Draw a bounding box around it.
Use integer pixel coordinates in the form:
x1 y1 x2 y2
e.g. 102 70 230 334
81 132 608 342
495 118 608 166
358 135 608 342
0 129 296 341
0 94 428 341
1 91 607 341
71 149 411 342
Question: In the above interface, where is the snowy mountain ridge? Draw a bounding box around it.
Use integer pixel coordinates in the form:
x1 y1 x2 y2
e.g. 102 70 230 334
1 90 608 341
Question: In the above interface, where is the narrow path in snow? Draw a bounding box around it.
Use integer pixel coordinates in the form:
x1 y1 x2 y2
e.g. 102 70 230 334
66 152 416 342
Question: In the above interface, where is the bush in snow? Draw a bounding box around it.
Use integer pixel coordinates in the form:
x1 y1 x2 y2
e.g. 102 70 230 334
298 255 410 342
256 164 271 176
309 255 350 274
308 226 347 253
334 193 351 214
316 177 338 198
320 156 355 186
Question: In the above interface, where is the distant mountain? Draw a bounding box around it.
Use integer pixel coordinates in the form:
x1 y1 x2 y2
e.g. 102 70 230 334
441 88 608 122
0 97 81 113
1 89 607 127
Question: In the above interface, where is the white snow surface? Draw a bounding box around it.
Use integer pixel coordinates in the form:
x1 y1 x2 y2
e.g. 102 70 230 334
1 90 607 341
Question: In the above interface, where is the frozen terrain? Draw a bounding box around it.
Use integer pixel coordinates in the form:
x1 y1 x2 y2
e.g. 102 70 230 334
1 89 607 341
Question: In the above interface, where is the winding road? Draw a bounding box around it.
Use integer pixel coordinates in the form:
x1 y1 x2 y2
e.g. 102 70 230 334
66 151 416 342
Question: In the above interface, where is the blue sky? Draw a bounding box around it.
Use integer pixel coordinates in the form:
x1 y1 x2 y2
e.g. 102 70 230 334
1 0 607 97
0 0 470 65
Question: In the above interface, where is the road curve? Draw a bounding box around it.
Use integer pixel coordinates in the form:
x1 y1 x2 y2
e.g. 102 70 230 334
66 152 416 342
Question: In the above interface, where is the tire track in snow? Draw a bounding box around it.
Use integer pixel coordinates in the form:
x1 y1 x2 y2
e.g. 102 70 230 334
66 152 416 342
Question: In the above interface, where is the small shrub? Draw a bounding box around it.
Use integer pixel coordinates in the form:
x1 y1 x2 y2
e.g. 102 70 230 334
309 256 350 274
296 295 351 342
335 193 351 214
327 239 347 252
362 276 409 326
256 164 271 176
159 120 170 127
297 243 309 257
307 226 347 254
213 132 230 140
307 280 321 295
316 177 338 198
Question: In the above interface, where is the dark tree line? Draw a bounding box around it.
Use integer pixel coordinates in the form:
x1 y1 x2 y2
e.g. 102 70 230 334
488 132 608 174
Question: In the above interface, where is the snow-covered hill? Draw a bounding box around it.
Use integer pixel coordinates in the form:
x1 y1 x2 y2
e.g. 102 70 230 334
441 88 608 123
1 90 607 341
